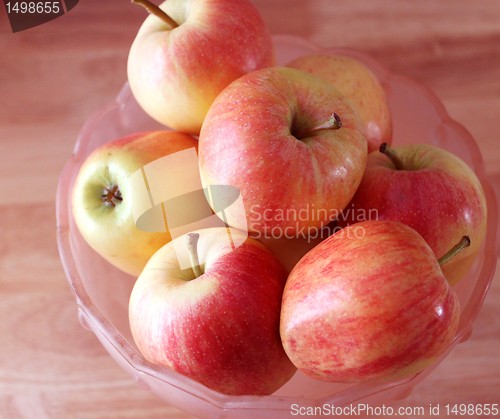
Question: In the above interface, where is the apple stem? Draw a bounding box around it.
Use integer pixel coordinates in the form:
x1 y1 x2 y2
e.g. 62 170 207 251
132 0 179 29
101 184 122 208
186 233 203 278
438 236 471 266
379 143 405 170
295 113 342 138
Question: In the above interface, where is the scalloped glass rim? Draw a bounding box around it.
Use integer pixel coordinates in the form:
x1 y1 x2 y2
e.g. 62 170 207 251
55 35 498 418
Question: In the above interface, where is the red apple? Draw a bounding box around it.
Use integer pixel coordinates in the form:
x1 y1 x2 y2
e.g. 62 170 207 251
71 130 198 276
127 0 275 134
338 143 487 284
129 228 296 395
280 220 462 383
198 66 367 237
287 53 392 152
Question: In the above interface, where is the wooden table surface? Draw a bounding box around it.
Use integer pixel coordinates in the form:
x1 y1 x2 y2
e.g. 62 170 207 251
1 1 499 417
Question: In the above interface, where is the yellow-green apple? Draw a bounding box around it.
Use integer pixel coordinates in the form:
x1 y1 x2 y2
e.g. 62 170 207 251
71 130 198 276
128 228 296 395
287 53 392 152
338 143 487 285
198 66 367 237
127 0 275 134
280 220 463 383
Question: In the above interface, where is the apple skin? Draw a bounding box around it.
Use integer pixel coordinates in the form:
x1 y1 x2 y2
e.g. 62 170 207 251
338 143 487 285
287 53 392 152
129 228 296 395
71 130 198 277
127 0 275 134
280 220 460 383
198 66 367 236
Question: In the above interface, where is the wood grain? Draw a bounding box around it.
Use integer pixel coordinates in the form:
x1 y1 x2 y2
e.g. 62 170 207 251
1 1 499 417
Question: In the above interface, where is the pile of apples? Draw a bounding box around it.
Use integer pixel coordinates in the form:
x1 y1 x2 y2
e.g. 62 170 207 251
71 0 488 396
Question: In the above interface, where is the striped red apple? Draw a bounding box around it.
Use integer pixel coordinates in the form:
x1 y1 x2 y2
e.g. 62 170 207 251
339 143 487 284
280 220 464 383
129 228 296 395
199 66 367 237
287 53 392 152
128 0 275 134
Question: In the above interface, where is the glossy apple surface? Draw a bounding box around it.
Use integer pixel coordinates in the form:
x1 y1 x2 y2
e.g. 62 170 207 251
71 130 198 276
127 0 275 134
287 53 392 152
199 66 367 236
280 220 460 383
129 228 296 395
339 143 487 284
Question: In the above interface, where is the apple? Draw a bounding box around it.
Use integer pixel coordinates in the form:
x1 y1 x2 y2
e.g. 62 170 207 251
280 220 464 383
71 130 198 276
128 228 296 395
338 143 487 285
287 53 392 152
198 66 367 237
127 0 275 134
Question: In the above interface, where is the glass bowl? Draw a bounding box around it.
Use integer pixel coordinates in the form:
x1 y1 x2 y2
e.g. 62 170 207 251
56 35 498 418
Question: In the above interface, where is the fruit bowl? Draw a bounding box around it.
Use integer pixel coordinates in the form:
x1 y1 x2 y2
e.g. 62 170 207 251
56 35 498 418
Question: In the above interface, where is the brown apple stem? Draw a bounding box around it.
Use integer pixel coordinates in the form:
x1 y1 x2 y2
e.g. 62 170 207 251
438 236 471 266
379 142 405 170
295 112 342 138
132 0 179 28
101 184 122 208
186 233 203 278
